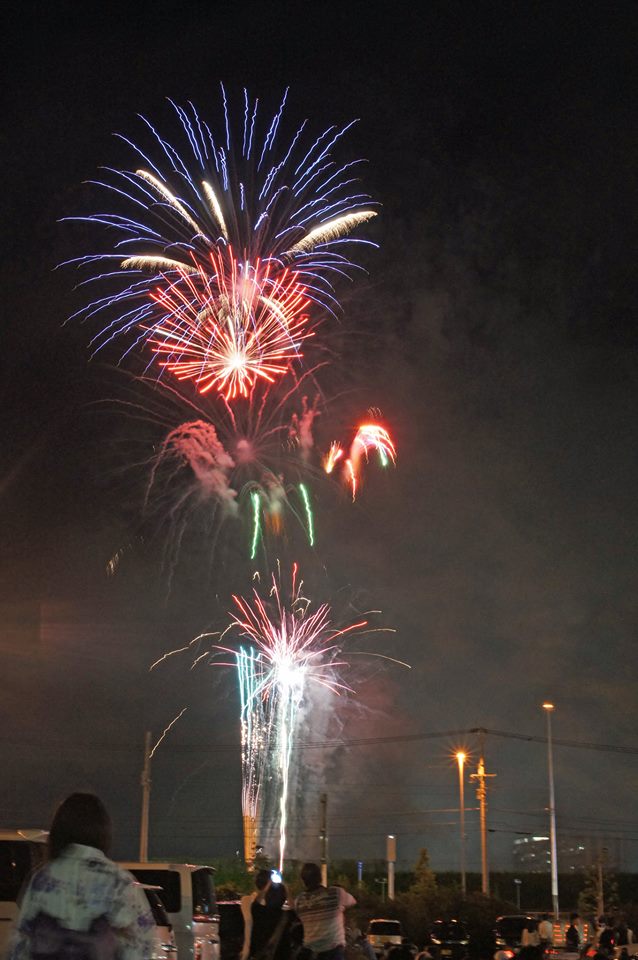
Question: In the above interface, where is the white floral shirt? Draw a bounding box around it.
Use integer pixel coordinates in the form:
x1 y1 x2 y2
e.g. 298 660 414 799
8 844 155 960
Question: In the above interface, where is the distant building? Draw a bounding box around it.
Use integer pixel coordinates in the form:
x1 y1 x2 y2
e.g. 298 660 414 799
513 835 623 872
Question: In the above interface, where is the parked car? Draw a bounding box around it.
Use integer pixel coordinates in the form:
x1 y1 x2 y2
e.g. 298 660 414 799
428 920 469 960
494 917 537 954
120 862 219 960
218 900 245 960
140 884 178 960
0 829 48 956
366 919 403 956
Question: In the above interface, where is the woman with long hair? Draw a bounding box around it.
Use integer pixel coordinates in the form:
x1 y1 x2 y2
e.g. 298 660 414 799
8 793 154 960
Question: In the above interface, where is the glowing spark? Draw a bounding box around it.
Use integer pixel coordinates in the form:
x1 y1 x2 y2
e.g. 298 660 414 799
250 490 261 559
336 420 397 500
149 707 188 758
202 180 229 240
298 483 315 546
345 457 357 501
323 441 343 474
285 210 378 255
149 644 194 671
121 255 199 274
352 423 397 466
135 169 204 236
106 547 125 577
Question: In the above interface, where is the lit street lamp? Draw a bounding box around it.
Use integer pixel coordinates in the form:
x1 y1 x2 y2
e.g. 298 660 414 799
387 834 396 901
514 878 522 910
542 702 559 919
456 751 466 896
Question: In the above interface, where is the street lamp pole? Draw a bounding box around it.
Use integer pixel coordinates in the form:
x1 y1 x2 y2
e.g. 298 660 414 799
514 878 522 910
456 751 466 896
543 702 559 920
387 835 396 901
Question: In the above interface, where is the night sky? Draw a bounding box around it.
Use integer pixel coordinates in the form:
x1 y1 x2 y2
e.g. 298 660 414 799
3 1 638 875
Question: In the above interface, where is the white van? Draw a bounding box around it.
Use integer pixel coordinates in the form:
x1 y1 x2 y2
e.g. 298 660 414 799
366 919 403 956
139 884 178 960
0 829 48 956
120 862 219 960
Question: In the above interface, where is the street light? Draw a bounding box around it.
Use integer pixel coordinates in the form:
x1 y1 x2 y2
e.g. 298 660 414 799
542 702 559 920
375 878 387 902
456 751 466 896
387 835 396 901
514 878 522 910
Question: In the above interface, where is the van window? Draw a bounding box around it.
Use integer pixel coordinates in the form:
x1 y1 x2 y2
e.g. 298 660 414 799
369 922 402 937
431 922 468 941
495 918 535 946
0 841 44 901
129 870 181 913
143 889 172 928
192 867 217 919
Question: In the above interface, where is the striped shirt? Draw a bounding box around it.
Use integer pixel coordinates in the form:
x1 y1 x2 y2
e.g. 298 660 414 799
294 886 356 953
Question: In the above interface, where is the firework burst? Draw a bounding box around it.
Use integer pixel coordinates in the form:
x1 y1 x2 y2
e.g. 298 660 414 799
135 375 325 573
210 564 373 869
149 564 402 870
64 86 378 400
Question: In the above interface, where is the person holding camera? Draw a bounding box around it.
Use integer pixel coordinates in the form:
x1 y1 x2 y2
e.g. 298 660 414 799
294 863 356 960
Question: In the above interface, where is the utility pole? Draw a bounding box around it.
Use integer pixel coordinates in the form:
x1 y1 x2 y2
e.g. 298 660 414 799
470 731 496 896
542 703 559 920
139 731 151 862
319 793 328 886
596 846 606 918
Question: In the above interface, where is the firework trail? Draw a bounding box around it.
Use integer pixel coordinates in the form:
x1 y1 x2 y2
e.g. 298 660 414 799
235 646 272 856
208 564 380 869
64 87 378 400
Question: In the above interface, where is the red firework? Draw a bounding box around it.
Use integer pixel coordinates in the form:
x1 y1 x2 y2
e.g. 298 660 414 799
147 247 314 400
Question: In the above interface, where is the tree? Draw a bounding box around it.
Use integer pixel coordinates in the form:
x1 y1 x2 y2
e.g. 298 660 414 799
389 850 440 947
578 864 619 920
412 848 438 898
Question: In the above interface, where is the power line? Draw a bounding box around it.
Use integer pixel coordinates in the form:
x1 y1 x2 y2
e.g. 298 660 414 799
2 725 637 756
298 727 638 756
472 728 638 757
